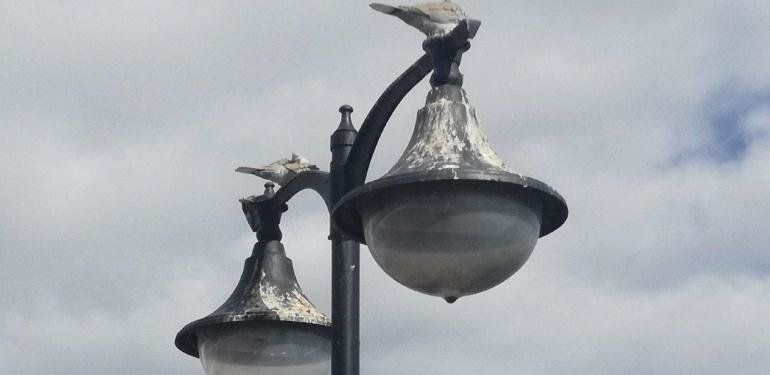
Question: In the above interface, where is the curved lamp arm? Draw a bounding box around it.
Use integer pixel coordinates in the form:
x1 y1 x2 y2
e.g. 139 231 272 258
258 22 480 217
272 170 333 212
343 19 480 189
343 53 433 188
266 21 480 210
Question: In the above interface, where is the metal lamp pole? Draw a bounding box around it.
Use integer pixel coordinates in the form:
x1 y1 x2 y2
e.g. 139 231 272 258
327 57 434 375
329 105 360 375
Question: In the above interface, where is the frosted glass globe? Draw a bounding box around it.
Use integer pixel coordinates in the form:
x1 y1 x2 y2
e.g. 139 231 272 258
361 184 542 301
197 323 330 375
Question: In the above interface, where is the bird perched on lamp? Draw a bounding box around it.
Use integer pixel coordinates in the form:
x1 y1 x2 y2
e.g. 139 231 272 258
236 153 319 187
370 0 471 39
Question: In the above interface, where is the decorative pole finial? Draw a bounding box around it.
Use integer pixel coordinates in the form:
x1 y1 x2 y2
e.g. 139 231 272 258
338 105 355 131
263 182 275 197
332 104 358 152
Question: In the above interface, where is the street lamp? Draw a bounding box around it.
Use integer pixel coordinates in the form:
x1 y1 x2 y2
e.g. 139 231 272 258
176 183 332 375
176 4 567 375
333 30 566 303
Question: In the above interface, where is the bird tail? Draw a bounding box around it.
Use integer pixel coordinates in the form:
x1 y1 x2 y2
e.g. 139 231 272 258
235 167 264 175
370 3 400 15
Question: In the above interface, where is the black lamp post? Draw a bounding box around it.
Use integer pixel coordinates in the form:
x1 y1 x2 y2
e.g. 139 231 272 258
176 12 567 375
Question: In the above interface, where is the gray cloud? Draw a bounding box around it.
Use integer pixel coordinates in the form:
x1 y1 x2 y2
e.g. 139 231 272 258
1 1 769 374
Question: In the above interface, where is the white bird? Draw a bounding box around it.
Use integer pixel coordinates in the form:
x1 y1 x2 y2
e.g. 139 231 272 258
236 153 319 187
370 0 467 38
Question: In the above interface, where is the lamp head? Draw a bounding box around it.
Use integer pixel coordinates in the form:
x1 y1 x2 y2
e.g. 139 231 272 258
333 85 567 302
176 192 330 375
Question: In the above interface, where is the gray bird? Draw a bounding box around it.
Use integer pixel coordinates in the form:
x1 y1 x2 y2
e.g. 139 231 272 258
370 0 468 38
236 153 319 187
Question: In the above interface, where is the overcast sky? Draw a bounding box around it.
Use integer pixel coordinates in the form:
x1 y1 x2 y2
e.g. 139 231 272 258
2 1 769 374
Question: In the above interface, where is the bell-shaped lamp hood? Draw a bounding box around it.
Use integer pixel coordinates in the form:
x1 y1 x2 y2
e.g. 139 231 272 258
333 84 567 302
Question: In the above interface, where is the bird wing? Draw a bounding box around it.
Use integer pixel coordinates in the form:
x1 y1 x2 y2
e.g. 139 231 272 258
376 4 437 34
414 1 465 23
284 161 318 173
237 167 290 186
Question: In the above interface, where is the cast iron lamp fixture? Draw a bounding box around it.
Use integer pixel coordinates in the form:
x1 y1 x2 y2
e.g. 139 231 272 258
176 183 332 375
176 9 567 375
333 26 566 302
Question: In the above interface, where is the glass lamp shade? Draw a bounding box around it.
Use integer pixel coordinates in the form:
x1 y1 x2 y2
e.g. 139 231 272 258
197 323 330 375
361 183 542 301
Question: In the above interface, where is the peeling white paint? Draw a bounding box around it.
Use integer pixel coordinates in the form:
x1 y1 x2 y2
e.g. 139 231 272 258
386 86 509 177
258 270 331 324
